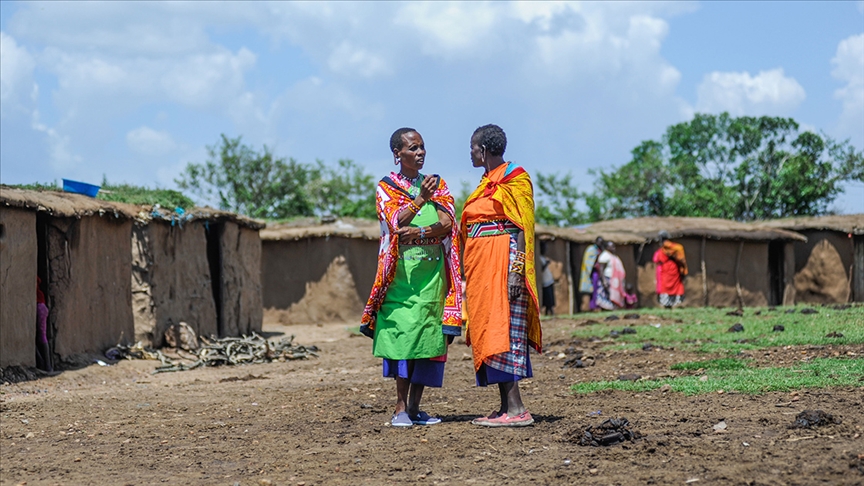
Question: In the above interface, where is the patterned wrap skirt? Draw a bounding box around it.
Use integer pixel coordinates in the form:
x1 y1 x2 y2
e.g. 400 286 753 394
475 231 533 386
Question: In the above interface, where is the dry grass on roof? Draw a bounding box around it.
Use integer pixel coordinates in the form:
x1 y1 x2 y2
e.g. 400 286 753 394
537 225 646 245
758 214 864 234
261 218 380 241
0 186 265 229
0 185 140 219
582 216 805 242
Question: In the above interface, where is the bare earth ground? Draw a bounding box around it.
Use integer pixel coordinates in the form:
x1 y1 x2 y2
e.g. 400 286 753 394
2 316 863 486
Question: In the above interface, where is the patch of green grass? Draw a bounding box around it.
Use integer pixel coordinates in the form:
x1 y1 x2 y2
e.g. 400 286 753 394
670 357 750 371
7 181 60 191
571 357 864 395
98 183 195 209
568 305 864 353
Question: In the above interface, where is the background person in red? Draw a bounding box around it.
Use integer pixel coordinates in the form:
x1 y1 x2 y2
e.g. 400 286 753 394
653 230 688 308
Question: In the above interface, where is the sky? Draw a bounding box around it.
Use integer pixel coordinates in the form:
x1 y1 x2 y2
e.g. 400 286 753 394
1 1 862 213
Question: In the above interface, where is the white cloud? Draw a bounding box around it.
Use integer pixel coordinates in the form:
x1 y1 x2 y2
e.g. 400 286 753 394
0 32 36 116
695 68 806 116
327 41 391 78
831 33 864 143
126 127 177 156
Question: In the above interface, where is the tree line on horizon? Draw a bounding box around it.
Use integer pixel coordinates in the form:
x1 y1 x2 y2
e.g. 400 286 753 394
17 113 853 223
176 113 862 224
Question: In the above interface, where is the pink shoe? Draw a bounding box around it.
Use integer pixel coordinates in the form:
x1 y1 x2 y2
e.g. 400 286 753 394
478 410 534 427
471 411 502 425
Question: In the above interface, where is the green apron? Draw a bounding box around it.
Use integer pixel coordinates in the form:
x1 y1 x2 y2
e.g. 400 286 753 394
373 201 446 360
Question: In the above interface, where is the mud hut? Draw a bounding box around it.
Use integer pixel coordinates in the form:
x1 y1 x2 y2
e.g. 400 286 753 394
1 186 266 369
0 187 138 368
537 226 645 314
760 215 864 303
582 217 806 309
131 208 265 348
260 219 380 325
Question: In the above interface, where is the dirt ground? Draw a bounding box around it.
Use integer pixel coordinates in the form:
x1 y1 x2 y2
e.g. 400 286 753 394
2 316 863 486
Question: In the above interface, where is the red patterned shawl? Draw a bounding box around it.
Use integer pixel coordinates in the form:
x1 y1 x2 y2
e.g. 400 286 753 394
360 173 463 336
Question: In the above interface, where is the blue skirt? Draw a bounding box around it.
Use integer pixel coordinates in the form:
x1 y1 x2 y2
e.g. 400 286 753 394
383 358 445 388
475 352 533 387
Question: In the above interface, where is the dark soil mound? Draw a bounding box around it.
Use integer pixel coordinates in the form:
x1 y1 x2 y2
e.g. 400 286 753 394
573 417 641 447
790 409 841 428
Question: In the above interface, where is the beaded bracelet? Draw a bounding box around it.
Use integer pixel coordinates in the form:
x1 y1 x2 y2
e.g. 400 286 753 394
419 226 427 239
514 250 527 263
407 201 421 213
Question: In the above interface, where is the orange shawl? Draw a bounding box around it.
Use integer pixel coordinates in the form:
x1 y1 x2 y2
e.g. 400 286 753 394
460 163 542 371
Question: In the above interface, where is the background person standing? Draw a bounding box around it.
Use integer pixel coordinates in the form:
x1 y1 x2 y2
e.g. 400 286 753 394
653 230 688 308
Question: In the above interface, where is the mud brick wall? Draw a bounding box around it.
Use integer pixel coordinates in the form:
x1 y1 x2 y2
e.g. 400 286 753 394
636 239 771 308
132 221 218 347
261 236 378 312
218 223 262 337
791 231 854 304
47 216 134 358
0 207 37 367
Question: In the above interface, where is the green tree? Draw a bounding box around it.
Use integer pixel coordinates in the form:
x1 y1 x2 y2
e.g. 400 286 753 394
176 135 315 219
176 134 378 220
534 172 590 226
590 113 863 221
308 159 376 219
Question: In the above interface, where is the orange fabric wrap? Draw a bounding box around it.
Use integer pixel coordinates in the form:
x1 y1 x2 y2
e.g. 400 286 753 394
460 163 542 372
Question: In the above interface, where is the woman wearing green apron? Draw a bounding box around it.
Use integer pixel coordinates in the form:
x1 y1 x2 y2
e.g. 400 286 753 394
361 128 463 428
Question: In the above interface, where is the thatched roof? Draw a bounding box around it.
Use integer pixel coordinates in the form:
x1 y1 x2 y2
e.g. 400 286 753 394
758 214 864 235
261 218 380 241
0 186 264 230
0 185 140 219
537 225 646 245
580 216 806 242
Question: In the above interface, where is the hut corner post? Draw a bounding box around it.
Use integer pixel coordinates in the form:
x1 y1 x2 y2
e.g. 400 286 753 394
734 240 744 309
701 236 708 307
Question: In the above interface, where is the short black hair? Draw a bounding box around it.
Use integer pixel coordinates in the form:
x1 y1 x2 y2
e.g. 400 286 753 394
472 124 506 156
390 127 417 153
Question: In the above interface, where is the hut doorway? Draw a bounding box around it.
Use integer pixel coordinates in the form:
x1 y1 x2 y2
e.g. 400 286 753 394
768 240 785 306
35 214 54 371
205 222 225 336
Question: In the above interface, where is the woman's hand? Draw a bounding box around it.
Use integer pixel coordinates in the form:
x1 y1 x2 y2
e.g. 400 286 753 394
508 272 523 301
395 226 419 244
416 175 437 206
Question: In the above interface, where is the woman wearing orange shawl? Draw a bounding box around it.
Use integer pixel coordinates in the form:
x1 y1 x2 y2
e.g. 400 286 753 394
653 230 688 308
461 124 541 427
361 128 462 428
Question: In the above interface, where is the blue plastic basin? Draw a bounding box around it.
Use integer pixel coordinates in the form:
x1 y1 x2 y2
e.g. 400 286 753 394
62 179 100 197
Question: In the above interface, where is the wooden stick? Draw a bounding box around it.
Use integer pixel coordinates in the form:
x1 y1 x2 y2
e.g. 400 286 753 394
701 236 708 307
735 241 744 309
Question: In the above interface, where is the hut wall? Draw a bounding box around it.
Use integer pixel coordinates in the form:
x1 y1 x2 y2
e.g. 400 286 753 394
218 223 262 336
637 238 770 308
261 236 378 323
47 216 134 359
0 208 37 367
791 230 854 303
539 238 572 315
132 222 218 347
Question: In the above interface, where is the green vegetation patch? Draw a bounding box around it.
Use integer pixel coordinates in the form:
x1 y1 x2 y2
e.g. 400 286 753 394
97 182 195 210
569 305 863 354
572 357 864 396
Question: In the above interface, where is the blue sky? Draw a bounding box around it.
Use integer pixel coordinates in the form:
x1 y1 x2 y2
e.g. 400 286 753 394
1 1 862 213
